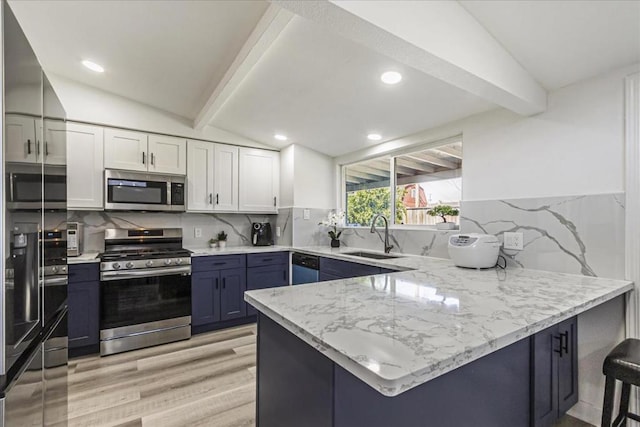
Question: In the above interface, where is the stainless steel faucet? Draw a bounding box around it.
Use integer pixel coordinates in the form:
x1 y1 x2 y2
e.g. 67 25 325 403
370 214 394 253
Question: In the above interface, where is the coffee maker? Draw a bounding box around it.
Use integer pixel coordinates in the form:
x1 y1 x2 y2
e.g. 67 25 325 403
251 223 273 246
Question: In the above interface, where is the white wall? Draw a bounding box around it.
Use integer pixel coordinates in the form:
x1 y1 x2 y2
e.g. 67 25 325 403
293 144 335 209
47 73 272 149
336 63 639 201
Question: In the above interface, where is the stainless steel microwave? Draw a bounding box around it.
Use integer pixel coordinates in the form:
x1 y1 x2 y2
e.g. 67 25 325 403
104 169 185 212
6 164 66 210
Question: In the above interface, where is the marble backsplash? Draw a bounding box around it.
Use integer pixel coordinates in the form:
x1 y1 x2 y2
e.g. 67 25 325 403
68 211 278 252
460 193 625 279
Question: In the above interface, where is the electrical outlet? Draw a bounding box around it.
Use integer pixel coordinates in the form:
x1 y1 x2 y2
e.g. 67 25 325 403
303 209 310 220
503 232 524 250
194 228 202 238
276 226 281 237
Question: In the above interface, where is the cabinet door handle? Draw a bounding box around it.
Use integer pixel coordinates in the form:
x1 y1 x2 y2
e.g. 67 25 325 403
215 277 219 289
150 152 155 165
553 332 569 357
273 196 277 207
36 140 40 156
216 194 219 205
560 331 569 355
213 262 226 266
283 270 286 281
263 258 273 262
27 139 31 154
209 193 213 204
222 278 226 289
142 152 146 165
45 142 49 156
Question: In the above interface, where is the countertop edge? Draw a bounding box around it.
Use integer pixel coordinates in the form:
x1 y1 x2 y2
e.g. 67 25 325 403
245 281 634 396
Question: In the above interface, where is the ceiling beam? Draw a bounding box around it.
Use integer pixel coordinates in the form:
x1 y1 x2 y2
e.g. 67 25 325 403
346 170 384 181
406 153 458 170
193 4 294 130
432 146 462 160
349 164 390 178
396 158 435 174
273 0 547 115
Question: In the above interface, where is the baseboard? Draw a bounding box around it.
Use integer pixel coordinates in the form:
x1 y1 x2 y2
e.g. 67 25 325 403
567 400 601 426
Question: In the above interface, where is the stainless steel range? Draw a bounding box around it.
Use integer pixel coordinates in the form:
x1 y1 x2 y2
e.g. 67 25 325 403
99 228 191 356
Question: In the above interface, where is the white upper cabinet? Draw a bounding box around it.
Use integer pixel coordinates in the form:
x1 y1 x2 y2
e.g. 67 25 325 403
186 140 214 212
148 134 186 175
186 141 238 212
43 120 67 165
239 148 279 213
66 123 104 209
104 128 148 172
213 144 239 212
104 128 186 175
6 114 37 163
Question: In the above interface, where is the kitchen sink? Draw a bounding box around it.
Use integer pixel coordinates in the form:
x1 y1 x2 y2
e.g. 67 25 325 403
343 251 403 260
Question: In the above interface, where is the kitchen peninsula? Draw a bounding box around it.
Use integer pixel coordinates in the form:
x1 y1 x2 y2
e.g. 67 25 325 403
245 250 633 427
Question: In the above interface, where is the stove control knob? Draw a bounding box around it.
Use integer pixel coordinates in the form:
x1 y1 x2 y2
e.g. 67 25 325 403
61 266 67 273
126 262 134 269
51 266 59 274
146 260 154 267
112 263 121 270
175 258 183 265
164 259 173 266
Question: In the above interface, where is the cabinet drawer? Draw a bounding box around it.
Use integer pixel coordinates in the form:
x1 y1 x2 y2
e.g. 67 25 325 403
68 263 100 283
192 255 246 272
319 257 380 279
247 252 289 268
247 264 288 290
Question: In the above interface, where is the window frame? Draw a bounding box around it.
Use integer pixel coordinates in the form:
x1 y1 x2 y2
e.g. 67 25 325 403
340 135 462 230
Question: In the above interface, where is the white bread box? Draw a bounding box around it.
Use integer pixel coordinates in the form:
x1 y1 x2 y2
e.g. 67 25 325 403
447 233 500 269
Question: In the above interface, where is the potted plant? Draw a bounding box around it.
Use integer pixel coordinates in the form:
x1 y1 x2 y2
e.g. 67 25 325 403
216 231 228 248
427 205 459 230
208 238 217 249
318 211 345 248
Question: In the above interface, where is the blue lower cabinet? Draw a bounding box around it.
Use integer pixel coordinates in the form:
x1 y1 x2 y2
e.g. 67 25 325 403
246 263 288 316
191 255 248 329
191 271 221 326
220 268 247 321
531 316 578 427
68 264 100 350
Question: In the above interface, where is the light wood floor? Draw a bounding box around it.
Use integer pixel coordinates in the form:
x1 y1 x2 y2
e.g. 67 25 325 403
64 323 593 427
64 324 257 427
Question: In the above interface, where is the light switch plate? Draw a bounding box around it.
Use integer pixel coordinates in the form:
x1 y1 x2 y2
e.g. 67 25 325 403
303 209 310 220
276 226 281 237
503 232 524 250
194 228 202 238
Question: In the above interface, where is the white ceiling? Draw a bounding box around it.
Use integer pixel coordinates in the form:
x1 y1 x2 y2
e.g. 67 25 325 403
8 0 268 118
210 15 495 156
8 0 640 157
460 0 640 90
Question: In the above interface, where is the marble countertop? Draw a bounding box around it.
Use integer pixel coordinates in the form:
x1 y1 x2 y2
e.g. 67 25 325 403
245 248 634 397
186 245 291 256
67 252 100 264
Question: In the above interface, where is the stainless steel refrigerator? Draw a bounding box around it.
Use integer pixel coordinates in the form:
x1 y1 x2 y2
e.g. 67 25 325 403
1 2 68 425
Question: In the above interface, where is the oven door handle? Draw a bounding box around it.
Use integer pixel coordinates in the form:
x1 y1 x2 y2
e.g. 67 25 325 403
101 266 192 281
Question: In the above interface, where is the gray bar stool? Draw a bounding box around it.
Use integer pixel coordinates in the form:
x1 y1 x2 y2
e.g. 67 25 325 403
602 339 640 427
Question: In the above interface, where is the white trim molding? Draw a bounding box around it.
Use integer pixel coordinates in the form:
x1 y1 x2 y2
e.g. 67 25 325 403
625 71 640 340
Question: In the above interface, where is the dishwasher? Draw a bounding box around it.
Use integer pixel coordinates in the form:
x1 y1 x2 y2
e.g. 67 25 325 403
292 253 319 285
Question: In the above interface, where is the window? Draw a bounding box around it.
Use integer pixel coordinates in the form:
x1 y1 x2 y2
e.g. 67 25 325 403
343 138 462 227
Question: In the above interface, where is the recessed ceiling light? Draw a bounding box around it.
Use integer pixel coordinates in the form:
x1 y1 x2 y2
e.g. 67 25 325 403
82 60 104 73
367 134 382 141
274 134 288 141
380 71 402 85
